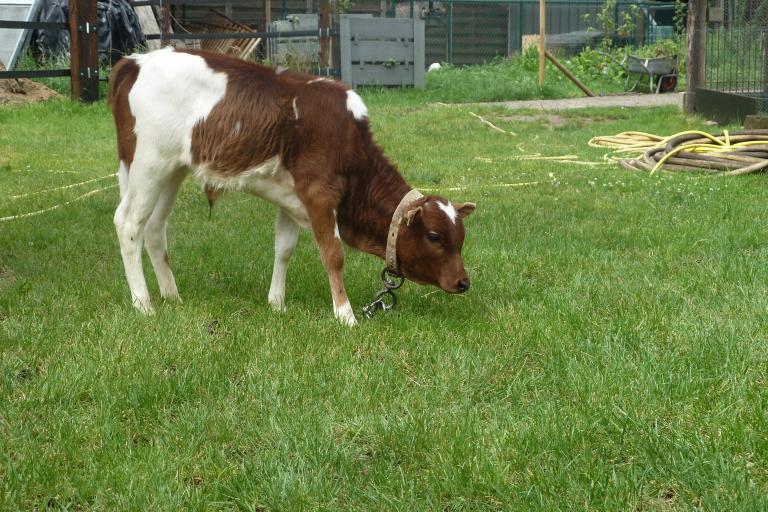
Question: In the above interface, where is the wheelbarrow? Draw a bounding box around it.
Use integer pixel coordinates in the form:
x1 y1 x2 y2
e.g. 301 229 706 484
624 54 678 93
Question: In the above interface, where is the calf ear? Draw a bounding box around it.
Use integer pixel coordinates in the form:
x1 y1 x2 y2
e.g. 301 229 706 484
454 202 476 219
404 206 422 226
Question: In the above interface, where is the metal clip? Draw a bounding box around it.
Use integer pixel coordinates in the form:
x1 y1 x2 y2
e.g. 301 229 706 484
361 268 405 319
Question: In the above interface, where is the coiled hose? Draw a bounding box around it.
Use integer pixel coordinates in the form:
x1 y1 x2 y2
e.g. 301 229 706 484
589 129 768 176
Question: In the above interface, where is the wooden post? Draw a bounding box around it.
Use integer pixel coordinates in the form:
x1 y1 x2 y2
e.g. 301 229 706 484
319 0 332 68
160 5 171 47
545 50 594 96
685 0 707 113
763 32 768 102
263 0 272 31
332 12 341 76
539 0 545 85
68 0 99 102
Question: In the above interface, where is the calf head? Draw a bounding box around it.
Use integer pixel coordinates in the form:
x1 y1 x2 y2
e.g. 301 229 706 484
396 196 476 293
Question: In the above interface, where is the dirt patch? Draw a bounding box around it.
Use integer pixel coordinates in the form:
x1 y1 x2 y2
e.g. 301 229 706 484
497 113 623 128
496 114 569 128
0 64 61 106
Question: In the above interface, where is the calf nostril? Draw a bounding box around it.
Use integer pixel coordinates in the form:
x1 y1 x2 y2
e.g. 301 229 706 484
458 279 470 293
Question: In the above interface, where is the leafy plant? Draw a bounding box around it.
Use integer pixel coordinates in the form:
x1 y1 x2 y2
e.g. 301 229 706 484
583 0 641 49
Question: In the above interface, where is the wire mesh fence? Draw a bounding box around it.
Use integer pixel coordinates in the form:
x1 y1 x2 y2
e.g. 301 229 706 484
412 0 680 65
172 0 681 66
706 0 768 111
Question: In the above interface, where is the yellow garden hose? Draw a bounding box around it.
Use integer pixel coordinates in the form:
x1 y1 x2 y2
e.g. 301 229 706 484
589 129 768 175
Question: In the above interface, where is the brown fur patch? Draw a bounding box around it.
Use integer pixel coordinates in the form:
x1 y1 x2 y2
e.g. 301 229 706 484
108 58 140 166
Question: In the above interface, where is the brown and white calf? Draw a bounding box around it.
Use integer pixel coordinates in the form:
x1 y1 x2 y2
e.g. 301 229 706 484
108 48 475 325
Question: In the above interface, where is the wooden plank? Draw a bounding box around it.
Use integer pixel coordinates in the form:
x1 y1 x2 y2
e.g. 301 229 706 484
134 6 161 50
339 15 352 86
413 19 424 89
545 49 593 96
351 64 413 86
351 41 414 63
349 18 414 40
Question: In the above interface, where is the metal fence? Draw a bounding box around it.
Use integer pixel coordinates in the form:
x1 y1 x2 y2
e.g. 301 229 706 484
173 0 681 66
705 0 768 112
410 0 680 65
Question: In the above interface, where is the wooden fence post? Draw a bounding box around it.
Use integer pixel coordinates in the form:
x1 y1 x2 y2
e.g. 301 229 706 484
539 0 545 85
685 0 707 113
68 0 99 102
160 5 171 46
319 0 332 68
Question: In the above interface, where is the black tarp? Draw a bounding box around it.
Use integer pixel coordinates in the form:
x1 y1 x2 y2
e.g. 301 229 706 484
34 0 145 64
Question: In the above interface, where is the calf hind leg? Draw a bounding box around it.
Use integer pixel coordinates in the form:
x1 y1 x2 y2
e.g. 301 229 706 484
114 155 176 313
144 168 187 301
268 208 300 312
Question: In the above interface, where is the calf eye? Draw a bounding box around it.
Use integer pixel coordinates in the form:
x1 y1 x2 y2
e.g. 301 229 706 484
427 231 441 242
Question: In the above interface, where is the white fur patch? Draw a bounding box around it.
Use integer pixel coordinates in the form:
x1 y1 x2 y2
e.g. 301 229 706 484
437 201 457 224
129 48 228 166
333 209 340 240
334 301 356 326
233 121 241 136
292 97 299 120
118 160 129 198
194 156 309 228
308 77 333 84
346 90 368 120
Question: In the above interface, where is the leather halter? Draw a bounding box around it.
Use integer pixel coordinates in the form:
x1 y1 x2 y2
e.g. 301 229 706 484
384 189 424 274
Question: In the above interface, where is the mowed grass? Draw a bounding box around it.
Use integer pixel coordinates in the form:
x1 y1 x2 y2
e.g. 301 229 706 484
2 97 768 511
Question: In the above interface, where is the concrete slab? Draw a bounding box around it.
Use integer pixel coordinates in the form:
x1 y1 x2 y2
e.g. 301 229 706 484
479 93 684 112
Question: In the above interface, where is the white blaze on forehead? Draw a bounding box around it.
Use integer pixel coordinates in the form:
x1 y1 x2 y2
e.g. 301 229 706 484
437 201 457 224
346 90 368 120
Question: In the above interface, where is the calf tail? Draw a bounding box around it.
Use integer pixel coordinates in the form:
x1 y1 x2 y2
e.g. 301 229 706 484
108 57 140 177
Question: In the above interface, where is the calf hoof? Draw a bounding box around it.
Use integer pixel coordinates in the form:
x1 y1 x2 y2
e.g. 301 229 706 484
334 302 357 326
161 291 182 303
132 297 155 315
268 295 287 313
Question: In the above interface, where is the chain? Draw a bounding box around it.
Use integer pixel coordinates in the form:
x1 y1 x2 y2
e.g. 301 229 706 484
362 268 405 319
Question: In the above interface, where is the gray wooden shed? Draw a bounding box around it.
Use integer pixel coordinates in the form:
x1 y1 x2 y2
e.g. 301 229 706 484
339 15 424 88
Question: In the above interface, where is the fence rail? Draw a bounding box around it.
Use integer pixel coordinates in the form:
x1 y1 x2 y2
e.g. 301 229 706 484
0 20 68 30
143 27 338 40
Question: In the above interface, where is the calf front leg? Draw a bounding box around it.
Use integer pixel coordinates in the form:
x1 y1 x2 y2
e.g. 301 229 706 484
301 196 355 326
268 208 300 311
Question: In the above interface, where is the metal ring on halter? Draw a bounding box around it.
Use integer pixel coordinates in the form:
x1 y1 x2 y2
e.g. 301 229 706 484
362 268 405 319
375 288 397 309
381 268 404 290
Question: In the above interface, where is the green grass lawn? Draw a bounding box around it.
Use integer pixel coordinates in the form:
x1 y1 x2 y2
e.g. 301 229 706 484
2 96 768 511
